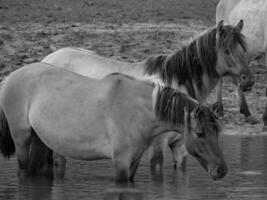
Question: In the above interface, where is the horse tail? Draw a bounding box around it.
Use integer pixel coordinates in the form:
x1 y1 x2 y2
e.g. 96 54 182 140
0 107 15 159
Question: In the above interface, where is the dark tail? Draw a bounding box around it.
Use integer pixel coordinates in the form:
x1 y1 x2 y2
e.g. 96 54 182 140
0 107 15 158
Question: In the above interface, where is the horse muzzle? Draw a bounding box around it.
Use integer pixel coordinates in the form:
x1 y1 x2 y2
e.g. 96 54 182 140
239 73 255 92
208 163 227 180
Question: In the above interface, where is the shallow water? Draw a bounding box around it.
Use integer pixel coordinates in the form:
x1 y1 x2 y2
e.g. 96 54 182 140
1 135 267 200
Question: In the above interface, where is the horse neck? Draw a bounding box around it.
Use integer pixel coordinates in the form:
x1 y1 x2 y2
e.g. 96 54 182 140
143 29 221 102
118 62 145 79
150 85 198 140
149 122 183 143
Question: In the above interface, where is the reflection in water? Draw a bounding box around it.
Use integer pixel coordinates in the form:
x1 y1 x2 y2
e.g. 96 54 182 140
1 135 267 200
17 177 53 200
104 188 144 200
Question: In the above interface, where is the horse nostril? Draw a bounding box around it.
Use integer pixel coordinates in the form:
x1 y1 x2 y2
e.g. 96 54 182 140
216 165 227 178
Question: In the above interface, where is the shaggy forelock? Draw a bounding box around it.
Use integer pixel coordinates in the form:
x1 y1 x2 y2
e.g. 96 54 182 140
217 25 247 52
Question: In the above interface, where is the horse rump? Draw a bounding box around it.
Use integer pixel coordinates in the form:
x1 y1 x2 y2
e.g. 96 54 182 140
0 108 15 158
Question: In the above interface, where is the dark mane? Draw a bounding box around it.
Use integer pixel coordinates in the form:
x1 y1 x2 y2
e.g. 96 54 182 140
154 86 221 132
144 25 247 98
154 86 197 125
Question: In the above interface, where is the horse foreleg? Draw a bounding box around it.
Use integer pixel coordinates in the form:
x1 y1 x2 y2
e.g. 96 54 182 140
169 141 187 170
235 82 259 124
112 146 131 182
213 77 224 117
16 145 30 177
53 153 66 178
149 138 164 172
113 159 130 182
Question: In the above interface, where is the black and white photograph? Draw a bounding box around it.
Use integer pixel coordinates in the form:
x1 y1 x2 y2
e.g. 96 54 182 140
0 0 267 199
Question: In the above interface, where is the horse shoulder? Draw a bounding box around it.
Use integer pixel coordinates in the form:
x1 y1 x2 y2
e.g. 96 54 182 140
104 75 154 125
103 76 155 156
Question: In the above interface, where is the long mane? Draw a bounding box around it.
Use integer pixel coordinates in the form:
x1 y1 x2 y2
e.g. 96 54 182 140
154 86 221 132
154 86 197 125
144 25 247 98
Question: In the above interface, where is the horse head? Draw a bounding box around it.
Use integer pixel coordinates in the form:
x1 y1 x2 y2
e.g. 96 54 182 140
216 19 254 92
184 106 227 180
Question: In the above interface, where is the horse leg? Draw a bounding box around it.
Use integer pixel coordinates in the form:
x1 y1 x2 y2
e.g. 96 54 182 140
53 153 66 178
149 138 164 172
28 130 53 177
113 158 130 182
53 153 66 167
129 159 141 181
234 80 259 124
14 129 32 177
213 77 224 117
169 141 187 171
112 145 131 182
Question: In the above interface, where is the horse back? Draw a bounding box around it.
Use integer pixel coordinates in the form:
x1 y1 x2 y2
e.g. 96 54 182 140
42 47 141 79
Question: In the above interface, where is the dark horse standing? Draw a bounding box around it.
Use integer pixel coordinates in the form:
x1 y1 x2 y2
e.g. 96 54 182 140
42 20 254 169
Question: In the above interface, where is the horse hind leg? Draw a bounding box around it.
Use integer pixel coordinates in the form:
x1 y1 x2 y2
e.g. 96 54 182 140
27 129 53 177
0 109 15 158
14 129 32 177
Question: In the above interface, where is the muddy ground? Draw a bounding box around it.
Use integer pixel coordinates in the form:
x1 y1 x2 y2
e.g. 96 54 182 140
0 0 266 135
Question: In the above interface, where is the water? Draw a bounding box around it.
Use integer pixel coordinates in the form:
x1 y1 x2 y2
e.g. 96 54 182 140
1 135 267 200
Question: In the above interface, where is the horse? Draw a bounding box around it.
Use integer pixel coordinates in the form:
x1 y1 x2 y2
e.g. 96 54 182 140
42 20 252 169
0 62 227 182
215 0 267 124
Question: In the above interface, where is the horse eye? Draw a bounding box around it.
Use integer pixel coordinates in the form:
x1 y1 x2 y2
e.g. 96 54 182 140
225 49 230 55
197 132 205 138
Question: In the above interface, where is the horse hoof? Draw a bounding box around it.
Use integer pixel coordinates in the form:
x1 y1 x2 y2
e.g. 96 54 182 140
245 115 259 124
262 126 267 132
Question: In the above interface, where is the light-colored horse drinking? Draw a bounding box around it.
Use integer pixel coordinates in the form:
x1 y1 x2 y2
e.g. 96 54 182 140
42 20 253 169
215 0 267 123
0 63 227 182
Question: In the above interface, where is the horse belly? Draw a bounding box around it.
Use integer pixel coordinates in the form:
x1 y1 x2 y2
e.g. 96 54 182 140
229 1 266 52
29 103 112 161
33 124 112 161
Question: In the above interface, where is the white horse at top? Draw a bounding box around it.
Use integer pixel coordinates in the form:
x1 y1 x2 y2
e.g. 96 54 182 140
214 0 267 124
216 0 267 54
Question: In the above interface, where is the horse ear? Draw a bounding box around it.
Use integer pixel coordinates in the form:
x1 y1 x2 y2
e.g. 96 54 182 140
217 20 224 35
236 19 244 32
